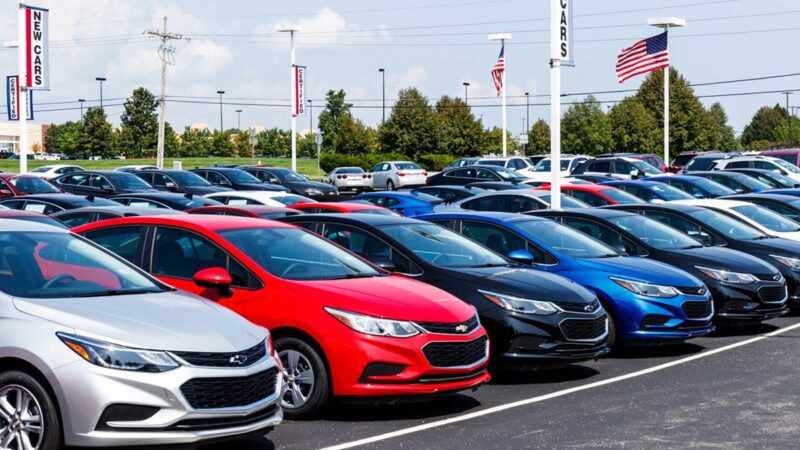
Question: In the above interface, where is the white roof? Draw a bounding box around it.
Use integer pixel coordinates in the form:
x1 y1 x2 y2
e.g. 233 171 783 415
204 190 314 207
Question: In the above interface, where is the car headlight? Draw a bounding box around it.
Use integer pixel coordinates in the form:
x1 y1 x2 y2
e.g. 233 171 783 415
57 333 179 372
325 307 419 337
610 277 679 298
695 266 756 284
771 254 800 271
305 188 323 195
479 290 558 315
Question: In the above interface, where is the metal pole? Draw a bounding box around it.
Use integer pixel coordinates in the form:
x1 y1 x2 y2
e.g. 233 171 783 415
290 30 297 172
664 60 669 165
550 58 561 210
96 77 106 110
525 92 530 131
18 4 27 173
156 17 168 168
501 39 507 157
379 68 385 124
308 100 312 132
236 109 242 131
463 82 470 104
79 99 85 120
216 90 225 131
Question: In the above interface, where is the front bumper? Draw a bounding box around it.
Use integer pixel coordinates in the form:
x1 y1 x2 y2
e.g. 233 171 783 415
52 356 284 447
705 278 789 321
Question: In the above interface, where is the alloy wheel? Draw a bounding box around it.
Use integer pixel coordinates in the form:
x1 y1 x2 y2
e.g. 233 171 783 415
0 385 44 450
279 349 316 410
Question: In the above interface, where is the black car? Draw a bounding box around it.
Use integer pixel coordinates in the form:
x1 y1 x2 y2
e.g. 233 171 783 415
426 166 527 187
724 168 800 189
721 194 800 222
280 214 609 369
110 192 222 210
567 174 619 184
412 185 486 203
134 169 234 196
191 167 290 192
53 171 159 197
687 171 773 193
51 206 184 228
611 203 800 308
465 181 525 191
239 166 338 197
0 194 118 214
531 208 788 323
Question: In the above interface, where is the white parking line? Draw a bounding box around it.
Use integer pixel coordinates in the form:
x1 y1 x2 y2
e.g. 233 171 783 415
321 322 800 450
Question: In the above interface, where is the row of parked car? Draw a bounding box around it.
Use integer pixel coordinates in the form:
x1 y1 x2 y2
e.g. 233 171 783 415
2 152 800 448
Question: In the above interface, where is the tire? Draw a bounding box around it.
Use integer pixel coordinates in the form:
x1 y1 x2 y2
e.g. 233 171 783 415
275 337 330 419
605 315 617 350
0 370 62 450
386 180 396 191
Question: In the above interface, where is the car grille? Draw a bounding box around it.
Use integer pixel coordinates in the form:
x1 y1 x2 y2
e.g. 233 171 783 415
180 367 279 409
557 299 601 313
682 301 712 319
415 315 479 334
755 273 782 281
166 405 278 431
559 316 607 341
172 341 266 368
759 285 787 303
422 336 488 368
676 286 707 296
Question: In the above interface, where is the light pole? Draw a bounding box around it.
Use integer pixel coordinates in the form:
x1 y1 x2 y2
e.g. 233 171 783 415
782 91 793 118
95 77 106 109
378 68 386 123
648 17 685 165
277 24 301 171
78 99 85 120
524 91 530 131
235 109 242 131
489 33 511 157
216 90 225 131
308 99 313 132
463 82 470 105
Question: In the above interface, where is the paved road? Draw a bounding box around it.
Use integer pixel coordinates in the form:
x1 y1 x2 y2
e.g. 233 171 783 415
193 315 800 450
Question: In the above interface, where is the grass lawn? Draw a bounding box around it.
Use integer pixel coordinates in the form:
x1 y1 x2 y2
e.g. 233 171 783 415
0 157 326 180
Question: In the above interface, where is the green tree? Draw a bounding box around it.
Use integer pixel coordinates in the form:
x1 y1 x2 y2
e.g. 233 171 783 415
561 95 613 155
708 102 740 151
435 96 484 156
609 97 659 153
773 116 800 147
118 87 159 158
332 115 378 155
44 121 82 155
299 132 319 158
318 89 353 152
255 128 291 157
528 119 550 154
741 104 790 148
163 122 180 157
379 87 443 158
209 130 236 157
78 107 113 158
480 127 518 155
180 127 211 157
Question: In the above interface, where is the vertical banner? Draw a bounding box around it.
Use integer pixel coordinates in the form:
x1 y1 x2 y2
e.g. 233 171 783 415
6 76 33 121
550 0 573 66
25 5 49 90
292 65 306 117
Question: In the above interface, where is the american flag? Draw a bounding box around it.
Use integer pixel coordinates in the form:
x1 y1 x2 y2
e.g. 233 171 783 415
491 43 505 96
616 31 669 84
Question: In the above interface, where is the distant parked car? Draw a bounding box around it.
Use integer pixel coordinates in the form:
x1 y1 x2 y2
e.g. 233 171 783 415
687 171 772 193
673 199 800 243
54 171 159 197
595 152 668 172
290 202 398 216
682 152 729 172
668 152 702 173
711 156 800 184
186 205 304 219
0 173 61 198
0 193 118 214
527 155 590 182
537 184 645 206
135 169 233 195
52 205 184 227
111 192 222 210
240 166 338 197
646 175 736 199
602 180 694 203
115 164 158 173
476 156 537 177
724 168 800 189
191 167 290 192
722 193 800 222
323 167 374 193
445 157 481 169
412 185 486 203
435 190 589 213
571 156 663 179
426 166 527 187
761 148 800 166
354 191 442 217
205 190 316 207
29 164 84 180
464 181 525 191
369 161 428 190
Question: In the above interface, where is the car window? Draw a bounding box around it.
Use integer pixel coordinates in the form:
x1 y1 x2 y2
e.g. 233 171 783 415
731 204 800 232
560 217 641 255
591 161 611 173
126 199 164 209
666 180 703 197
59 174 88 186
623 185 655 201
151 173 170 188
707 175 741 191
475 168 499 181
641 211 714 243
727 161 750 169
9 177 60 194
323 223 420 275
23 201 60 215
460 221 537 260
449 168 475 178
568 190 609 207
89 175 112 190
512 219 618 259
58 212 94 228
82 226 145 263
751 200 800 221
206 171 226 184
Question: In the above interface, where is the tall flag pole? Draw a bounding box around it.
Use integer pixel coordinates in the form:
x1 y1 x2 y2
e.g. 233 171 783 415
550 0 573 210
489 34 511 156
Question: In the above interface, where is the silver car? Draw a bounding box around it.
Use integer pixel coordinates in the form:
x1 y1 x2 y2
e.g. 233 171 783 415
369 161 428 191
0 221 283 448
323 166 374 193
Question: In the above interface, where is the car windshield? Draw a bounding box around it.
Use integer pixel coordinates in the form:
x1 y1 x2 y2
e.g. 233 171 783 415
395 162 422 171
647 183 693 200
602 188 646 204
30 166 52 173
539 194 590 208
685 156 721 171
275 170 309 182
514 219 618 258
477 160 506 167
728 173 772 191
772 158 800 173
170 172 211 186
672 154 696 166
107 173 153 190
689 178 736 196
631 160 662 174
0 231 162 298
731 204 800 232
684 208 765 240
607 214 702 250
379 223 509 268
221 170 260 183
494 167 526 181
534 159 570 172
272 195 315 206
9 177 60 194
219 227 382 280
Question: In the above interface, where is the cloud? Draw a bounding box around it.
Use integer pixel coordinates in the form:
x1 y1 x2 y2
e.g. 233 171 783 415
391 67 427 92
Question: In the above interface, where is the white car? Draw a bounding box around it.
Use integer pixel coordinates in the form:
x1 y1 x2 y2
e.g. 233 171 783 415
673 199 800 242
476 156 537 177
29 164 85 180
205 190 316 207
323 167 374 193
527 155 591 182
711 156 800 184
369 161 428 190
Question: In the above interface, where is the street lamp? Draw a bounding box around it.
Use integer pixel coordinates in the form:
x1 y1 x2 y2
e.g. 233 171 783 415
463 82 470 105
524 92 530 131
488 33 512 157
78 99 85 120
648 17 685 165
235 109 243 132
277 24 301 172
95 77 106 109
782 91 793 118
216 90 225 131
378 68 386 123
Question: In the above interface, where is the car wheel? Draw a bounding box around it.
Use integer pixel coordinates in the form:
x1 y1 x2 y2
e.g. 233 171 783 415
0 370 62 450
605 315 617 349
276 337 330 419
386 180 395 191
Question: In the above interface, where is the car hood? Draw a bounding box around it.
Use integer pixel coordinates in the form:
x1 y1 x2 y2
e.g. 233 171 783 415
121 188 160 194
744 237 800 256
575 256 703 287
663 246 779 275
444 266 595 303
12 290 265 352
285 275 474 322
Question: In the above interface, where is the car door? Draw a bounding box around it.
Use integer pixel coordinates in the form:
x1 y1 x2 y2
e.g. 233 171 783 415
56 174 89 195
559 217 644 256
370 163 389 187
319 222 421 275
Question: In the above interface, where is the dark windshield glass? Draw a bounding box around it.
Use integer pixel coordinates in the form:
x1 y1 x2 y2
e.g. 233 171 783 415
170 172 211 187
379 223 508 268
224 170 262 183
9 177 60 194
607 214 702 250
684 208 765 240
107 173 153 190
514 219 618 258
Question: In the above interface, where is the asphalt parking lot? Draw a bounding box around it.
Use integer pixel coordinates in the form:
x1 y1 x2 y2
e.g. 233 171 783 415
190 316 800 450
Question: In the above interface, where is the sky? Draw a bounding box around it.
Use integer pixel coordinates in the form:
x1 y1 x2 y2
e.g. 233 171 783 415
0 0 797 137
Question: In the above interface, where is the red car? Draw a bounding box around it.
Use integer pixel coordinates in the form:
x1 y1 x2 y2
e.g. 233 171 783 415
536 184 645 207
668 152 700 173
74 216 490 418
0 173 61 199
185 205 304 219
289 201 398 216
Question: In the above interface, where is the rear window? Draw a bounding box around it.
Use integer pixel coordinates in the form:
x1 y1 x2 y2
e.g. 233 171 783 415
672 154 696 166
685 156 721 171
395 162 423 171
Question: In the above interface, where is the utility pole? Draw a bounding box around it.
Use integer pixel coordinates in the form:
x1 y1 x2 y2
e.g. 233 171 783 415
378 68 386 123
463 82 470 105
146 16 184 169
782 91 793 120
78 99 85 120
95 77 106 110
308 99 313 132
236 109 243 131
524 92 530 131
216 90 225 131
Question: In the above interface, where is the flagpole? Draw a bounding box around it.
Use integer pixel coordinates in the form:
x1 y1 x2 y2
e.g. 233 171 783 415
18 3 28 173
648 17 685 166
550 58 561 210
489 33 511 157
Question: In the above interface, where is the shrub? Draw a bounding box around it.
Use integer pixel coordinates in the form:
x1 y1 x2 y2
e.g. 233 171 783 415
417 154 457 171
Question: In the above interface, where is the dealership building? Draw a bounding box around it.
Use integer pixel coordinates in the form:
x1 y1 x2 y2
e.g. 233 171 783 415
0 122 48 155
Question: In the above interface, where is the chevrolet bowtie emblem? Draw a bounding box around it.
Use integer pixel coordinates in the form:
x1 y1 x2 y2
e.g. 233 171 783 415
455 324 469 333
229 354 248 365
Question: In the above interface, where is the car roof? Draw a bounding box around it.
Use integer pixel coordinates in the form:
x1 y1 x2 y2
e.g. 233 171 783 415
113 192 200 200
293 202 384 211
722 193 800 203
465 190 550 200
0 210 55 219
186 205 297 213
648 174 707 182
283 212 416 227
531 207 634 219
2 193 97 204
205 190 293 200
603 180 663 187
75 214 294 232
421 211 549 224
556 184 613 192
52 206 185 216
670 199 751 208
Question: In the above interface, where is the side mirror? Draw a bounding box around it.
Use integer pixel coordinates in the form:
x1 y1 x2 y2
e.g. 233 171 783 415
612 243 629 255
269 178 280 184
649 198 666 204
372 257 397 272
193 267 233 296
735 188 745 194
507 249 534 265
219 179 232 187
694 234 714 246
165 181 177 191
693 192 706 199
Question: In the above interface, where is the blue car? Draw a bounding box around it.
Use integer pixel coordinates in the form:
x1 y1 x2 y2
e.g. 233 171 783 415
646 175 736 199
602 180 694 203
418 212 715 346
354 191 442 217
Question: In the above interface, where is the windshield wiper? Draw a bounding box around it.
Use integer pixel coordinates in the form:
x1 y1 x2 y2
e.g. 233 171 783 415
70 288 164 298
469 263 510 268
323 273 379 280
